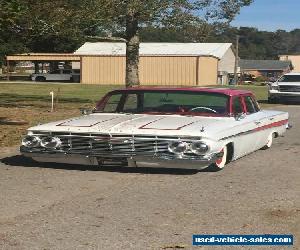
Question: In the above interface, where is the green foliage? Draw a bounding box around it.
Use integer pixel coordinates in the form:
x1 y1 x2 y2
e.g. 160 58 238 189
140 24 214 43
3 0 300 69
209 26 300 59
254 75 268 83
0 0 28 65
140 25 300 60
0 0 104 64
88 0 253 37
0 0 253 54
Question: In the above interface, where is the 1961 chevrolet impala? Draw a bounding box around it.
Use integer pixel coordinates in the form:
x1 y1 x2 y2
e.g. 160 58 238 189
21 87 289 171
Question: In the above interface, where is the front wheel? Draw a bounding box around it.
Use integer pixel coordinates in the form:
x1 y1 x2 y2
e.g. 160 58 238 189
208 146 228 171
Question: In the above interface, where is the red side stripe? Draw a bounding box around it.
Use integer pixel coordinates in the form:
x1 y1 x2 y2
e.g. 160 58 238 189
138 117 165 129
254 119 288 132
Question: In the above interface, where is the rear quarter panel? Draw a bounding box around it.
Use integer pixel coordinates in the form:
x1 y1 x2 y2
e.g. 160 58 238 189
212 109 288 160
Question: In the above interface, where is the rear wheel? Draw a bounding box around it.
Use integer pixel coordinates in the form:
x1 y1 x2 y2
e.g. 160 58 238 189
268 97 279 104
208 146 228 171
261 133 274 150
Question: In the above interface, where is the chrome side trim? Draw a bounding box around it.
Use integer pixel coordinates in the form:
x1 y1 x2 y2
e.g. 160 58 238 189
220 119 288 141
220 130 253 141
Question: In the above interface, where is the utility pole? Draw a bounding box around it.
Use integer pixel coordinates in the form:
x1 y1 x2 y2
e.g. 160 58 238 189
233 35 240 85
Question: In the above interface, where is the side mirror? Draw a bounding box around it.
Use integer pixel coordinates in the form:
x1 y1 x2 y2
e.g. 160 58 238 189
79 108 93 115
234 113 246 121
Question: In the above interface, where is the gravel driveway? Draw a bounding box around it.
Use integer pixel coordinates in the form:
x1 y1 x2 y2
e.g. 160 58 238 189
0 105 299 250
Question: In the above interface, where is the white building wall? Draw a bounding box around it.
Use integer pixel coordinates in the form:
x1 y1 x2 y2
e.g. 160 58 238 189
72 61 80 69
279 55 300 72
218 47 235 74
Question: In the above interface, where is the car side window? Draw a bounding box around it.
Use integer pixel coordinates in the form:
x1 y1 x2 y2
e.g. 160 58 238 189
123 94 138 112
244 96 259 114
251 96 260 111
103 94 122 113
232 97 243 115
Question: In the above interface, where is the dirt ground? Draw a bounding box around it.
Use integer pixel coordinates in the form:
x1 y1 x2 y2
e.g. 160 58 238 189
0 82 117 147
0 105 299 250
0 104 86 147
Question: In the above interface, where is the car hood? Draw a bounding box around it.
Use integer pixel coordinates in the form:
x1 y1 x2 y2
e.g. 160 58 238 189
28 113 236 139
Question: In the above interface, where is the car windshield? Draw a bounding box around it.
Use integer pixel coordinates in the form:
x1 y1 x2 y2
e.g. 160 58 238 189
279 75 300 82
95 90 230 116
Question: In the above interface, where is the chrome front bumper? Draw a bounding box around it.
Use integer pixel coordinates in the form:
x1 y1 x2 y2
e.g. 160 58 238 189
20 147 222 170
269 90 300 98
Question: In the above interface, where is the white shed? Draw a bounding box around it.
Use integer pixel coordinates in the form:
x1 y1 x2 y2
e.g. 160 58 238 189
73 42 235 85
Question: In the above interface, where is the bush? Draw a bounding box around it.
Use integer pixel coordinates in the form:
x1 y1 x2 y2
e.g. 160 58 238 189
255 75 268 82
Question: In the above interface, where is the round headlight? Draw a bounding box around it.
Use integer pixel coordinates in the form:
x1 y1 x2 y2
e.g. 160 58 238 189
40 137 62 149
168 141 188 155
191 142 209 155
22 135 41 148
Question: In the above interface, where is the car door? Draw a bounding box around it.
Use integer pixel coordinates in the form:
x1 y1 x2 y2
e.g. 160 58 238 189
231 95 267 158
242 95 270 151
246 95 272 148
230 96 257 157
47 69 61 81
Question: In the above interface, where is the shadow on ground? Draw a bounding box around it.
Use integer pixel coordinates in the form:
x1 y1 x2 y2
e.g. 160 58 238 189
0 155 215 175
0 117 29 125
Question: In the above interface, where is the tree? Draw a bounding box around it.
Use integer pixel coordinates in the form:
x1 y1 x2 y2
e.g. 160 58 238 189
84 0 253 87
1 0 254 84
0 0 29 66
0 0 103 61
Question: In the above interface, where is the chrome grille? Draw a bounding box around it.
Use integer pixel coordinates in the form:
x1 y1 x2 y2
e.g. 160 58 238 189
279 85 300 92
30 132 201 158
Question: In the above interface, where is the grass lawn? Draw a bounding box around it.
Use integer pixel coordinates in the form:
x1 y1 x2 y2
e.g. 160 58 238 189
0 81 271 147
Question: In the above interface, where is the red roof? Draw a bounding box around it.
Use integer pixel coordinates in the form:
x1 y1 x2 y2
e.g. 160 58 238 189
112 86 253 96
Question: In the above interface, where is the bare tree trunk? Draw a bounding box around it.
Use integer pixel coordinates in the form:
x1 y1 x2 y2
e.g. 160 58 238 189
125 11 140 87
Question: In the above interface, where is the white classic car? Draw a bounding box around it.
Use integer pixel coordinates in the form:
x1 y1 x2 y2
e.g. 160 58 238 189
21 87 289 171
268 73 300 103
31 69 80 82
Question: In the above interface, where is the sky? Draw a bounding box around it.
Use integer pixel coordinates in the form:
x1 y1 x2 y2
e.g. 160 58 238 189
231 0 300 31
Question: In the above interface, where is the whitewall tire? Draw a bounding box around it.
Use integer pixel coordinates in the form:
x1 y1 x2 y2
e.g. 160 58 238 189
261 133 274 150
209 146 227 171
